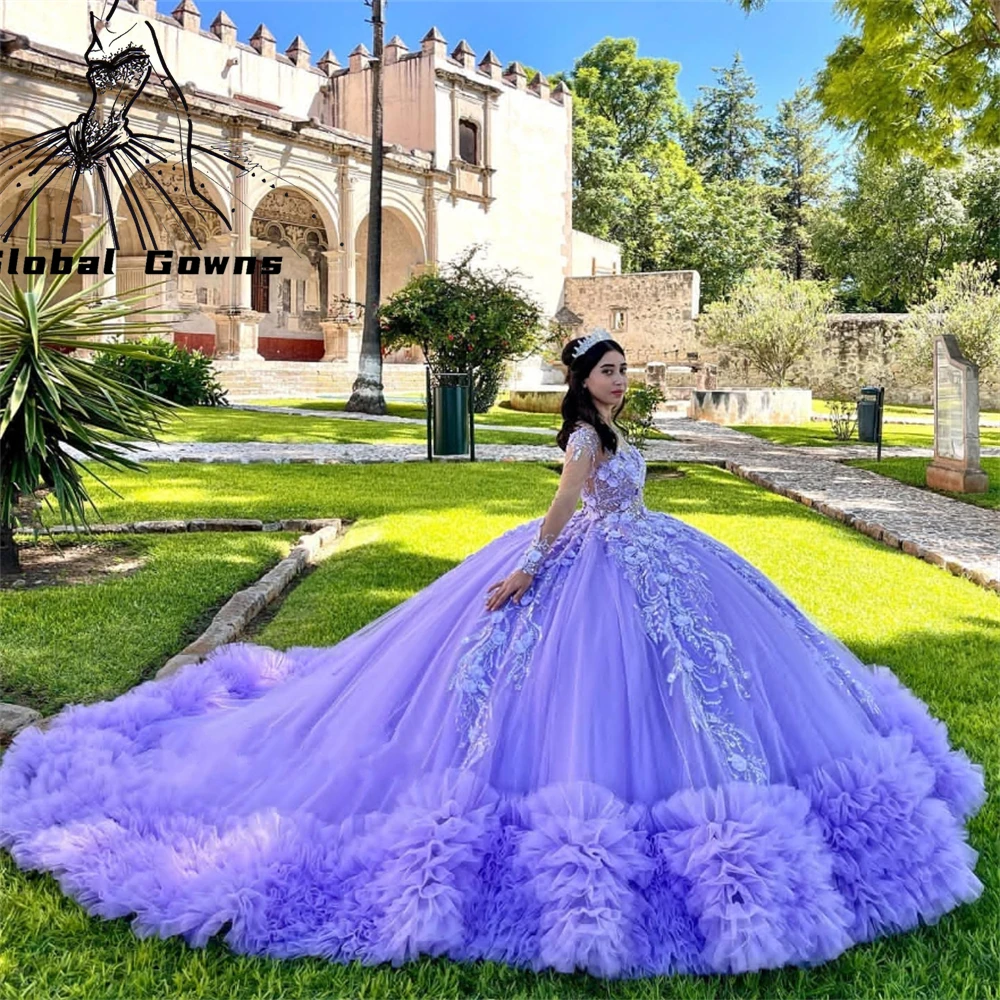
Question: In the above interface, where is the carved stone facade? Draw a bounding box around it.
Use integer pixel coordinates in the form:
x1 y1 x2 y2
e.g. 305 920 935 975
0 0 620 379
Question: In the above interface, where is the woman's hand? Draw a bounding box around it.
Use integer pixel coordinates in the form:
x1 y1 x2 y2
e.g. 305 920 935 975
485 569 534 612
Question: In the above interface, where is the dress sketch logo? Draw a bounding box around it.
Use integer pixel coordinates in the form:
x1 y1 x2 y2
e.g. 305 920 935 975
0 0 283 276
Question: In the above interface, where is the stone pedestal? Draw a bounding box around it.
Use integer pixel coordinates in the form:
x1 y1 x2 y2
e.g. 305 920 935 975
346 324 363 371
926 335 989 494
320 320 350 362
690 387 812 425
926 465 989 492
211 309 264 361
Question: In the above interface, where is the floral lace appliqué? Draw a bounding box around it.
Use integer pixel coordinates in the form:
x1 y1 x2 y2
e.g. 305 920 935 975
449 529 587 768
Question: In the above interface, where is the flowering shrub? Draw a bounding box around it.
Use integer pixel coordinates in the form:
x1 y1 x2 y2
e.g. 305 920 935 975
378 245 545 411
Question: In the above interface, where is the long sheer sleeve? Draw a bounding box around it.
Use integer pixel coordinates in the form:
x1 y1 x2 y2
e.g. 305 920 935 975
517 424 601 576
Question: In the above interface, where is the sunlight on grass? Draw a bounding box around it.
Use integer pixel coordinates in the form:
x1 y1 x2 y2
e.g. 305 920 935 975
2 460 996 999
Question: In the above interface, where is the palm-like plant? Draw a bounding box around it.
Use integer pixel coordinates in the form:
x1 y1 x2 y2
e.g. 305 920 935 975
0 201 179 575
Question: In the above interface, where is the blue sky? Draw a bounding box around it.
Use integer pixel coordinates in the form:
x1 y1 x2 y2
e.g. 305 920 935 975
153 0 855 174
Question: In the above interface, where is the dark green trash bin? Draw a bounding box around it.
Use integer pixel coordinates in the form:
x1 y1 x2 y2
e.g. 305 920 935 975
433 378 469 455
856 387 881 442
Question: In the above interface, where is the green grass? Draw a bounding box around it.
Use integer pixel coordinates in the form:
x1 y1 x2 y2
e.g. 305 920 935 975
254 396 567 429
813 398 1000 423
0 533 295 716
128 406 673 445
845 457 1000 510
734 421 1000 450
1 461 997 998
148 407 557 446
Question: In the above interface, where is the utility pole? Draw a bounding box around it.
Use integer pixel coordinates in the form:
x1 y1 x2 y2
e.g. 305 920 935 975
346 0 387 414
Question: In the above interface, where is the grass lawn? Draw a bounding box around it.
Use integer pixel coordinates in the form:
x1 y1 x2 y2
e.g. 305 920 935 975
845 457 1000 510
131 407 674 446
813 399 1000 423
734 421 1000 450
0 532 296 716
253 396 566 430
0 460 996 998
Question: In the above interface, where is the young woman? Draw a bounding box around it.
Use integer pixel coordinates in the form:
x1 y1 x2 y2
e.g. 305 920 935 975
0 330 984 979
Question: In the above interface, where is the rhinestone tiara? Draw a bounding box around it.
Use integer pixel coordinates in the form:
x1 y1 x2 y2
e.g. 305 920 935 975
571 328 613 362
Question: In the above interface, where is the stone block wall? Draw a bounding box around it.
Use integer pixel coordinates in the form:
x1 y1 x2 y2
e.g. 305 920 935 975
707 314 1000 408
212 361 429 400
560 271 700 361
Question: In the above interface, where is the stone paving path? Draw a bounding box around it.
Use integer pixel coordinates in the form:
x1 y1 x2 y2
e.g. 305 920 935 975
647 419 998 592
229 402 1000 455
91 415 998 594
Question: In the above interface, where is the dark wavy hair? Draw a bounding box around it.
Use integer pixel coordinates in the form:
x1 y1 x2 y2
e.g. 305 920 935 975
555 333 628 456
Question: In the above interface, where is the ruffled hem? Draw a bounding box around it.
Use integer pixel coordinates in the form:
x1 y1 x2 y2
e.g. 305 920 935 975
0 645 986 980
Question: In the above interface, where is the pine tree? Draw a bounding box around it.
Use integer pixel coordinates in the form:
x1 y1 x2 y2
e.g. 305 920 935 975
763 84 836 280
686 52 768 182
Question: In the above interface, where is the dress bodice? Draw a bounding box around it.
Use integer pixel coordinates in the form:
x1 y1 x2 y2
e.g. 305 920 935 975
575 427 648 523
87 43 151 93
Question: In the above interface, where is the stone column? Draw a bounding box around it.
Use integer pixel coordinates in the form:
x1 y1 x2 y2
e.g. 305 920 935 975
211 137 262 360
320 320 350 361
72 206 121 355
337 158 357 313
322 249 347 320
423 175 438 265
482 92 494 202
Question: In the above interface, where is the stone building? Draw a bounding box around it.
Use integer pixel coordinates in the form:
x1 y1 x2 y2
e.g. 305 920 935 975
0 0 623 395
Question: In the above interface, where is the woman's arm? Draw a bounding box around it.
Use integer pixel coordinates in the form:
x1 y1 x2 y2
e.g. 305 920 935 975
485 425 600 611
518 424 600 574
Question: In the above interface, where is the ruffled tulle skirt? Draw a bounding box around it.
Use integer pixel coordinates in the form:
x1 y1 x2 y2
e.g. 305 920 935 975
0 511 986 979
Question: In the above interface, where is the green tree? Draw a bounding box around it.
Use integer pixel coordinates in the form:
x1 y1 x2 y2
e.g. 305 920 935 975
735 0 1000 166
809 151 968 311
662 179 783 303
896 260 1000 392
565 38 780 300
686 52 769 182
955 150 1000 270
566 38 701 273
763 84 837 280
378 246 545 412
698 267 836 385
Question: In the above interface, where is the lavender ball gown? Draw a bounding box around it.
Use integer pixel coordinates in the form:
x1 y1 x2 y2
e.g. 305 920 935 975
0 425 986 979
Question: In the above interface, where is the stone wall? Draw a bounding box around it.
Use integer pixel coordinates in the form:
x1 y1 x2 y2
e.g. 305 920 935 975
560 271 700 360
212 361 429 400
706 314 1000 408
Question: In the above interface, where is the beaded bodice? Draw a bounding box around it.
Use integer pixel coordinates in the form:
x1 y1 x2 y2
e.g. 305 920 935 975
86 43 151 96
577 427 648 523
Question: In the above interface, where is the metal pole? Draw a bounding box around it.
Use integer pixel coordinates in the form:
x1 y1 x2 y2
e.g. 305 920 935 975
426 364 433 462
876 385 884 462
469 365 476 462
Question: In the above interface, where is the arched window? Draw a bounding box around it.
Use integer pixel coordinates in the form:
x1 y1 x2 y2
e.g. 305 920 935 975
458 119 479 165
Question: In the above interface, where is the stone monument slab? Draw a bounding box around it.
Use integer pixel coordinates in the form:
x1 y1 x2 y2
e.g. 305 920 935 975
926 335 988 493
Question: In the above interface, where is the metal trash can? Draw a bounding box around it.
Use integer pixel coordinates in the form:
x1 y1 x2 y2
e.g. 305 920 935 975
857 386 884 444
432 373 470 455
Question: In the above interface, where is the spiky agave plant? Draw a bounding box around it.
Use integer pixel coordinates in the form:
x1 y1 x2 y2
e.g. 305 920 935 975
0 200 180 575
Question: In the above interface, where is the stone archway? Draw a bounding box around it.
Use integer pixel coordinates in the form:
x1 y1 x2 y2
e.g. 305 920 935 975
250 187 334 361
356 207 426 363
0 129 87 302
116 163 232 353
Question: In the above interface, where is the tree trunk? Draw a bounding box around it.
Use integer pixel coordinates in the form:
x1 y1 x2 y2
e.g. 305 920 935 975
0 522 21 577
346 0 387 415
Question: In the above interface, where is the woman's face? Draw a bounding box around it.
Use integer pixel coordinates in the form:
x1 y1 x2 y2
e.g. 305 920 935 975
583 349 628 409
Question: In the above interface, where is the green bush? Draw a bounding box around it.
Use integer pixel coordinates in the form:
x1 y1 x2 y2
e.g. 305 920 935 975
95 338 229 407
378 246 545 412
618 380 667 450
